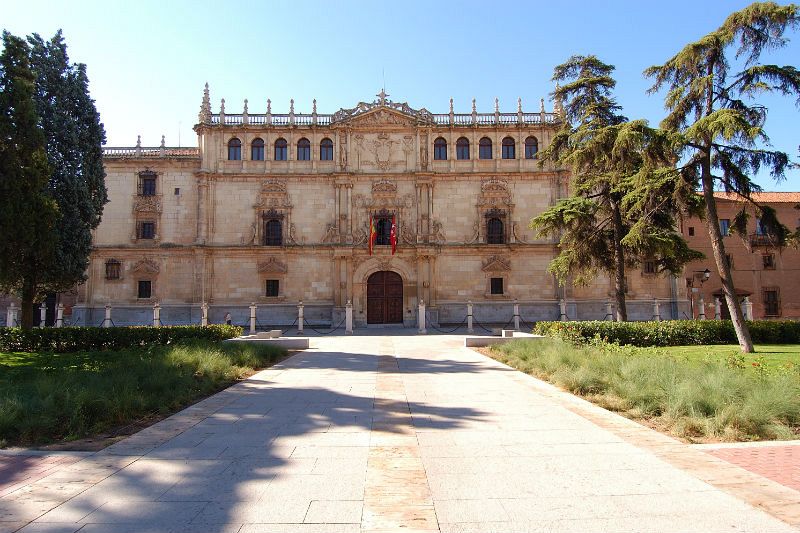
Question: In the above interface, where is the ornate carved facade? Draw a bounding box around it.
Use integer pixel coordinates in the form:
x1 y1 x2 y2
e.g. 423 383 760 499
73 88 687 327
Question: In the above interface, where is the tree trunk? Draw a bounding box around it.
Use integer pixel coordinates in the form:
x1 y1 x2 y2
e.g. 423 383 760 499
610 199 628 321
700 168 753 353
20 279 35 330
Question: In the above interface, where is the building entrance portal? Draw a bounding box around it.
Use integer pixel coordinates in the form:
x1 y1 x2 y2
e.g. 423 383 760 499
367 271 403 324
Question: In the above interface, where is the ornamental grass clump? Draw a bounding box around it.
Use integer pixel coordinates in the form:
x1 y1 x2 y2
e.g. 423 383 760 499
490 338 800 442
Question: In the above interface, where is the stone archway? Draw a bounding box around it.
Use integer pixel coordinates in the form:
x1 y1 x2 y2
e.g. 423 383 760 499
367 271 403 324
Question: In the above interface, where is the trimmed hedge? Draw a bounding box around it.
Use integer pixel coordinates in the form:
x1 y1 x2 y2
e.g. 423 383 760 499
0 325 244 353
534 319 800 347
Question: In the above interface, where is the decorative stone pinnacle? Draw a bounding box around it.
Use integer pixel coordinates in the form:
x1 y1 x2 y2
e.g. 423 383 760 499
290 99 294 114
472 99 477 113
267 98 271 114
540 98 545 113
199 82 211 123
517 97 522 112
494 98 499 113
160 135 165 147
136 135 141 147
243 98 248 114
377 88 388 105
220 98 225 114
313 99 317 114
449 97 454 113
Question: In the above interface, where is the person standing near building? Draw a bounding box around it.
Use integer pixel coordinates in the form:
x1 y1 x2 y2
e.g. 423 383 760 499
224 312 231 325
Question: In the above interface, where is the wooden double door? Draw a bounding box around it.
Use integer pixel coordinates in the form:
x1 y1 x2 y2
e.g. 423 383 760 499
367 271 403 324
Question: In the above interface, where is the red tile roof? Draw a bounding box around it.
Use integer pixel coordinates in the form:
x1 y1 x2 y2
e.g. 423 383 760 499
712 192 800 203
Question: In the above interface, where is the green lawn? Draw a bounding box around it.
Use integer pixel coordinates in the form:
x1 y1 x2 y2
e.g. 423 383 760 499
488 339 800 442
0 340 286 447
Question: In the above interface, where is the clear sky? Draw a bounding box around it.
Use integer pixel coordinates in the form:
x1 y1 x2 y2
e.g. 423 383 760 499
2 0 798 190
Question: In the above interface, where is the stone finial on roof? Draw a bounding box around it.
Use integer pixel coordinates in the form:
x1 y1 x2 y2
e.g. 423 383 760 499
267 98 272 114
313 99 317 114
540 98 545 113
449 97 454 114
243 98 249 125
289 99 295 114
472 98 477 114
136 135 141 148
198 82 211 124
517 97 522 113
243 98 249 114
160 135 165 148
220 98 226 115
494 97 499 113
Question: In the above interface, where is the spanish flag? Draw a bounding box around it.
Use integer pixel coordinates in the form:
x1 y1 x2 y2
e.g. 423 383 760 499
368 216 376 255
390 215 397 255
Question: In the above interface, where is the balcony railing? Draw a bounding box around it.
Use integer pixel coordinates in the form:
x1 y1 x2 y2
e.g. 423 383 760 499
103 147 200 159
208 111 559 127
750 233 779 247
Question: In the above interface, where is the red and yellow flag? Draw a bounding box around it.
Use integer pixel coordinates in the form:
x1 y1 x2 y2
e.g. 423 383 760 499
390 215 397 255
368 216 376 255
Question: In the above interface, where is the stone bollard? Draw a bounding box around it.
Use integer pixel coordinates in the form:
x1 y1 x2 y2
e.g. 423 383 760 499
249 302 257 334
103 304 112 328
153 303 161 327
297 300 304 333
513 299 520 331
56 303 64 328
345 300 353 335
652 299 661 321
39 303 47 327
559 299 567 321
418 299 427 334
743 296 753 320
6 303 18 327
714 297 721 320
467 300 474 334
698 295 706 320
606 301 613 321
201 302 208 326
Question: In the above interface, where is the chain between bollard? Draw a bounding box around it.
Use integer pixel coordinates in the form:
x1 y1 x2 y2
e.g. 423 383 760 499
302 317 346 335
424 312 468 334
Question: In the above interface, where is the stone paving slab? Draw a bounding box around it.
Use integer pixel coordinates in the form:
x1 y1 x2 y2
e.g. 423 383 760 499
0 332 798 532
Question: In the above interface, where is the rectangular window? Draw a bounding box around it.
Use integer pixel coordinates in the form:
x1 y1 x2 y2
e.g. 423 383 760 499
688 227 695 237
105 261 121 280
762 254 776 269
490 277 504 295
374 216 393 246
764 289 780 316
139 172 156 196
756 218 766 235
137 280 151 299
265 279 279 297
643 260 656 274
719 219 730 236
138 221 156 239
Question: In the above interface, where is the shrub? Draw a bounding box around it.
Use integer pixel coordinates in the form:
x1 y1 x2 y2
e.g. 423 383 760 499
0 325 243 353
534 320 800 347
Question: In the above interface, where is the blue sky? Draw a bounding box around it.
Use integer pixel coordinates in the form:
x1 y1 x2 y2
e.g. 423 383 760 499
2 0 798 190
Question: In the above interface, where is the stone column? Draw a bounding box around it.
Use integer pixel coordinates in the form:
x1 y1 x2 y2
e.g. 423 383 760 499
467 300 474 334
6 303 18 327
559 299 567 321
418 299 427 334
39 303 47 327
153 303 161 327
653 299 661 321
297 301 304 333
56 303 64 328
743 296 753 320
249 302 257 334
104 304 112 328
201 302 209 326
345 300 353 335
698 296 706 320
513 299 520 331
714 297 721 320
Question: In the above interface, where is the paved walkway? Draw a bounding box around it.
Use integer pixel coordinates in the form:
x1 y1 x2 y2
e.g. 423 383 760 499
1 333 799 532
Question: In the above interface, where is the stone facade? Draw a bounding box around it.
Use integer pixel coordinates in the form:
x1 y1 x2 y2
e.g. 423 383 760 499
66 88 688 328
682 192 800 320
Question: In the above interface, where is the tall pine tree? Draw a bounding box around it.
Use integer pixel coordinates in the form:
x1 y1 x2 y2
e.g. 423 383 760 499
28 31 107 298
533 55 700 321
646 2 800 352
0 32 59 329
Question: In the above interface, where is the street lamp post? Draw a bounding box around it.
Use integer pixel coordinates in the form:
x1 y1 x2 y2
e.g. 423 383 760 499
687 268 711 319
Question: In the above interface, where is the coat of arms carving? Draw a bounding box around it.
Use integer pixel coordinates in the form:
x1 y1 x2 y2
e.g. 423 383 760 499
370 133 394 170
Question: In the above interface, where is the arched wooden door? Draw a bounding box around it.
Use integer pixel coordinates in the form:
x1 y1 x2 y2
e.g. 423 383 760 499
367 271 403 324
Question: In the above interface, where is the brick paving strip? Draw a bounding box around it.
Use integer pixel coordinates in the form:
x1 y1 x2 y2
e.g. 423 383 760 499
698 441 800 493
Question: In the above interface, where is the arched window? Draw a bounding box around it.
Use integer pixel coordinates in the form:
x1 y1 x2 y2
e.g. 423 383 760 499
274 138 287 161
433 137 447 160
525 136 539 159
501 137 516 159
320 138 333 160
297 138 311 161
251 138 265 161
263 218 283 246
479 137 493 159
227 138 241 160
487 217 504 244
456 137 470 160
